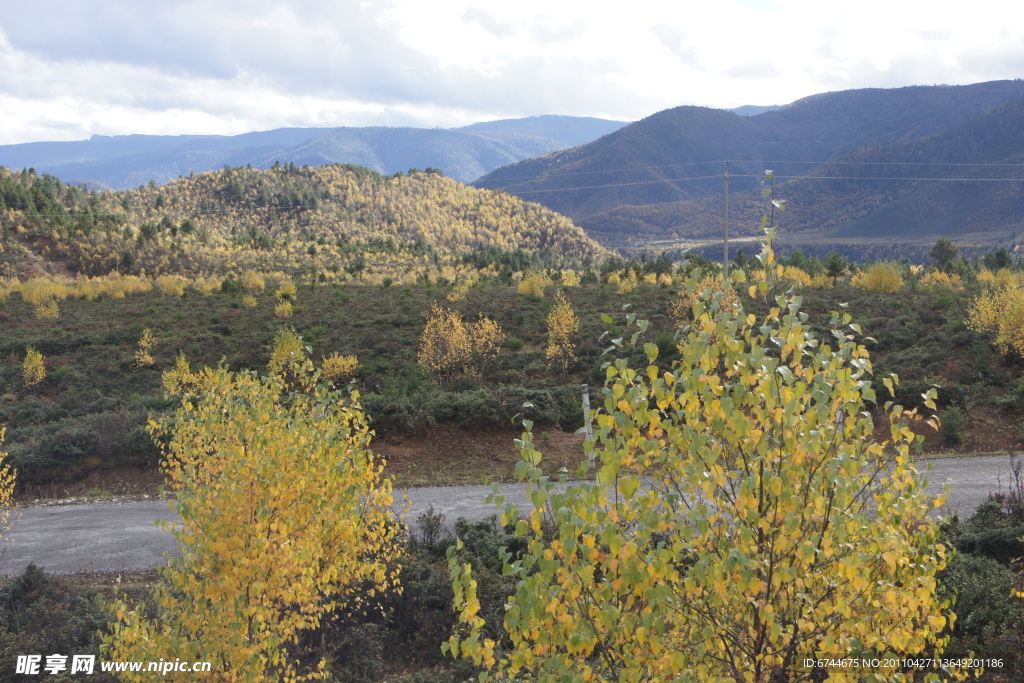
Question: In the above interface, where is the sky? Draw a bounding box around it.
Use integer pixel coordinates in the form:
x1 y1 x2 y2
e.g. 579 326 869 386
1 0 1022 145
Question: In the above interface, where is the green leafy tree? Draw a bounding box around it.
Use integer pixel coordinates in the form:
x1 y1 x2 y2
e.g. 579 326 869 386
823 251 847 286
982 248 1013 272
105 347 402 681
930 238 960 272
447 244 953 682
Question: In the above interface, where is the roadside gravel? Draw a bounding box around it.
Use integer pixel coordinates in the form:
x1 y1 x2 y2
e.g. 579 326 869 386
0 453 1016 575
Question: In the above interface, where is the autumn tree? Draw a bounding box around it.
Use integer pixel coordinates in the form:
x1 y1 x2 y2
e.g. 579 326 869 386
545 292 578 377
853 261 904 293
105 346 402 681
22 346 45 389
447 245 954 682
322 352 359 384
670 271 739 327
518 270 553 298
0 430 16 539
470 317 505 379
968 283 1024 358
134 328 155 367
418 303 472 389
34 298 59 320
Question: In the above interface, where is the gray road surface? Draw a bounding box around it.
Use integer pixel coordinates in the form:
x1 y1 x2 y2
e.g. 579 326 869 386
0 454 1018 575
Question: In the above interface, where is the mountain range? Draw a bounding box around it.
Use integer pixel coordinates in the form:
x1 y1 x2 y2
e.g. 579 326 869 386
0 116 627 189
7 81 1024 251
473 80 1024 246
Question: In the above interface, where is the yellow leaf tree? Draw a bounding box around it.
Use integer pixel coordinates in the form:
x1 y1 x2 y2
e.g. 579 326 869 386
852 262 904 293
22 346 46 389
0 430 17 539
105 346 402 681
134 328 156 368
418 303 474 390
545 292 578 377
322 352 359 384
447 242 954 682
470 317 505 379
967 283 1024 358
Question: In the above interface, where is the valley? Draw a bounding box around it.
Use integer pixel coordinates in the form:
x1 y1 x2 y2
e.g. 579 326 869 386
1 81 1023 681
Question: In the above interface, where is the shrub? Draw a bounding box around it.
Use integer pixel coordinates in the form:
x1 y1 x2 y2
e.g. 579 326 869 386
940 405 968 447
937 553 1023 670
0 565 112 679
853 262 904 293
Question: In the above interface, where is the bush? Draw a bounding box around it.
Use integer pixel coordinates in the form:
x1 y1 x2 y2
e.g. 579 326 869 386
940 405 968 447
939 554 1022 661
853 262 904 293
0 565 113 680
938 496 1024 678
943 499 1024 564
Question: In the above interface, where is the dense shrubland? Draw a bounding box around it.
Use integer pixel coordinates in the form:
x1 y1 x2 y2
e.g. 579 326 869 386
3 252 1023 679
3 236 1024 486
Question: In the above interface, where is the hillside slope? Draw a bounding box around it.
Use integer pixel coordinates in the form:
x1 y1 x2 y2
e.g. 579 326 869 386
474 81 1024 243
0 164 607 279
592 92 1024 243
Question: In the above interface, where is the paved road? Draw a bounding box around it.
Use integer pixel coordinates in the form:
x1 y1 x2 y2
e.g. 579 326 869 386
0 454 1018 575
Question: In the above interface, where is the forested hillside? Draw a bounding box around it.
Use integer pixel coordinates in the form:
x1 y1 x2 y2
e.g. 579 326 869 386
0 164 607 280
474 80 1024 244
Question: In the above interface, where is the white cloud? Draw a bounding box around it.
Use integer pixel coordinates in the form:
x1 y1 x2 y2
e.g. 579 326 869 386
0 0 1023 144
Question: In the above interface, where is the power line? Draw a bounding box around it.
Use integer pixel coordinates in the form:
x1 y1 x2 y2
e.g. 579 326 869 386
7 165 1024 220
475 158 1024 183
10 166 1024 217
508 173 1024 195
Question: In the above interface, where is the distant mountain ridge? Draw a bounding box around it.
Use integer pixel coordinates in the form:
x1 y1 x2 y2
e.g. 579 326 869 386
473 81 1024 245
0 116 627 189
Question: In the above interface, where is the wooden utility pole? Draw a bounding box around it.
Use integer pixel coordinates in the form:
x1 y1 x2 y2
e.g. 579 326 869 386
581 384 594 461
723 161 731 283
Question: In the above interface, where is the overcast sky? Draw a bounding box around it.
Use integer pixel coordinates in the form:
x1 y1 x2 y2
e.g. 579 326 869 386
1 0 1022 145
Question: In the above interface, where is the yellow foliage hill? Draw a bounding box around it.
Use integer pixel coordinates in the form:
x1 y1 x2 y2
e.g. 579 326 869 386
5 165 608 280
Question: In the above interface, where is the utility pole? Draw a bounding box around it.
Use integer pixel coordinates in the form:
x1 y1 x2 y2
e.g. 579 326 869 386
723 161 731 284
581 384 594 462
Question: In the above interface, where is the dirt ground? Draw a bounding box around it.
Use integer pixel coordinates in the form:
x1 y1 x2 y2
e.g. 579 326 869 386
18 411 1017 503
14 426 588 502
374 425 586 487
871 406 1022 457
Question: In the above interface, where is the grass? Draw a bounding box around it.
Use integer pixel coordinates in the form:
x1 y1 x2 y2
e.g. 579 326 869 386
1 274 1023 492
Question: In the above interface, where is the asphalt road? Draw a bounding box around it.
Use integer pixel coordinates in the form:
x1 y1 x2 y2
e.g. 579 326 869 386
0 454 1018 575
